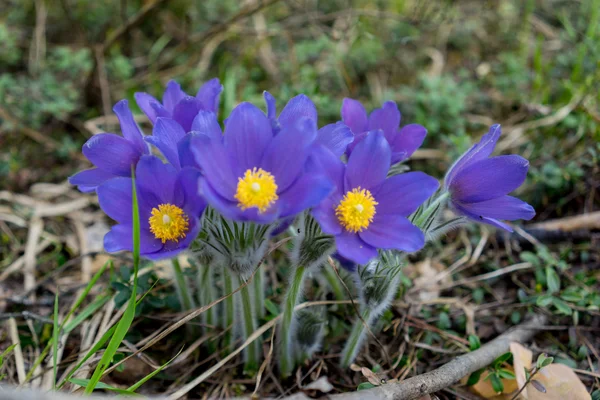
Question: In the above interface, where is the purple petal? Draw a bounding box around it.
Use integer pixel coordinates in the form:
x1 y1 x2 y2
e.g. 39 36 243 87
346 130 369 155
177 167 206 217
445 124 502 187
134 92 162 123
190 134 238 200
135 155 179 205
196 78 223 113
224 102 273 174
277 172 333 218
359 216 424 252
316 122 354 157
113 100 148 155
82 133 141 176
69 168 116 192
345 130 391 191
191 110 222 139
312 197 342 235
147 118 187 168
177 133 200 169
162 80 187 114
97 177 133 223
335 232 378 265
450 155 529 203
172 96 200 133
367 101 400 138
307 146 345 201
278 94 317 128
375 172 439 217
263 91 276 119
452 203 515 232
455 195 535 221
390 124 427 163
104 224 163 254
341 98 368 134
261 118 316 192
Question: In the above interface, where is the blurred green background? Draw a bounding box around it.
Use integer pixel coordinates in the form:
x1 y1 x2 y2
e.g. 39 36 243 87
0 0 598 218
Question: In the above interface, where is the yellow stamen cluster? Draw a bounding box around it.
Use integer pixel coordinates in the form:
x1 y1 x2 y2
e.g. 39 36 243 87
235 167 279 213
335 187 378 233
148 204 189 243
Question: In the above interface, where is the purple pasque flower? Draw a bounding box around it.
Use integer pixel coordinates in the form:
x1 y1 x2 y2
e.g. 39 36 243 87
97 155 206 260
264 91 354 157
444 124 535 232
190 102 333 224
135 78 223 133
69 100 149 193
341 98 426 163
312 131 439 265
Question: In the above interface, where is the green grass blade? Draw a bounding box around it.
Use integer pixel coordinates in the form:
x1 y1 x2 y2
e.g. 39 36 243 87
69 378 136 395
84 174 141 394
52 292 59 389
126 347 183 392
63 294 111 334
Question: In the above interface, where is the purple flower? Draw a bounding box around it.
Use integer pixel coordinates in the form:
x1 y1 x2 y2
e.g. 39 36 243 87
135 79 223 133
312 131 439 265
445 124 535 232
341 99 426 163
97 155 206 260
69 100 149 192
190 102 333 224
264 91 354 157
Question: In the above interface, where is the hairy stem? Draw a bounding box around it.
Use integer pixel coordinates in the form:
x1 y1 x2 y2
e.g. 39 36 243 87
171 258 195 311
341 309 373 368
253 264 265 320
279 264 307 377
238 276 260 373
222 267 235 351
323 263 345 300
197 262 218 333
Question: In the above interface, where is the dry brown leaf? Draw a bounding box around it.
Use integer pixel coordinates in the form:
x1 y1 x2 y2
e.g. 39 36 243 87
470 368 519 399
360 366 382 386
527 364 591 400
510 342 533 396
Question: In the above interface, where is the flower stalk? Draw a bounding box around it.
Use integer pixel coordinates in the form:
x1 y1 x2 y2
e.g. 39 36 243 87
196 260 218 331
171 258 196 311
279 264 307 377
221 266 235 351
341 309 373 368
238 275 261 373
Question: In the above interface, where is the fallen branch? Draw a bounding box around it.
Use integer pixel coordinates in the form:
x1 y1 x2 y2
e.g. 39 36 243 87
328 314 548 400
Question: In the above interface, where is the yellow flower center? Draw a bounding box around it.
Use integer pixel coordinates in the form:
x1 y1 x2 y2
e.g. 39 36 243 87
235 167 279 213
335 187 378 233
148 204 189 243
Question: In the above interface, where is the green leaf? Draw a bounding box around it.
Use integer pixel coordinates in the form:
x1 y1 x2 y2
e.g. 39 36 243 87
552 297 572 315
546 267 561 293
497 368 516 380
466 369 484 386
84 174 141 394
490 373 504 393
591 389 600 400
357 382 376 390
264 298 279 316
468 335 481 351
63 295 111 333
127 347 183 392
536 293 553 307
520 251 540 267
493 352 512 368
536 353 554 369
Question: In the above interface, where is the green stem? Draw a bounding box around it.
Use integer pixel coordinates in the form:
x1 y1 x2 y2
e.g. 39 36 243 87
171 258 195 311
253 265 265 320
279 265 307 377
341 309 373 368
323 263 345 300
239 277 260 373
197 262 218 330
222 267 235 351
